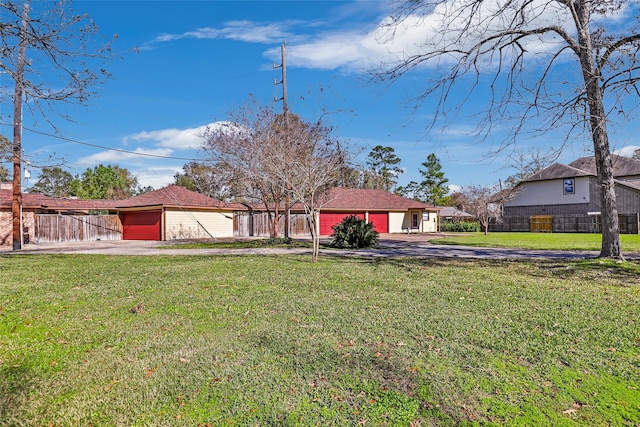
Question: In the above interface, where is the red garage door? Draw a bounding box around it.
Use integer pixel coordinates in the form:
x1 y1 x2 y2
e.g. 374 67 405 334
368 212 389 233
122 211 162 240
319 212 365 236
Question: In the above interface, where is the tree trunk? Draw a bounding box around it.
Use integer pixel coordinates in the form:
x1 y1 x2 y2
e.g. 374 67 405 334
272 205 279 238
575 7 623 259
309 209 319 263
591 106 622 259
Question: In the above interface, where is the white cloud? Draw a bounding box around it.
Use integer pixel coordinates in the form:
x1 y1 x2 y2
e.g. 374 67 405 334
269 0 574 72
77 147 175 166
615 145 640 158
123 125 210 150
155 20 298 45
448 184 462 193
133 166 182 190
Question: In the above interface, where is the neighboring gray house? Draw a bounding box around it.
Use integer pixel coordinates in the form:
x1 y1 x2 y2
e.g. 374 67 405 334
500 154 640 233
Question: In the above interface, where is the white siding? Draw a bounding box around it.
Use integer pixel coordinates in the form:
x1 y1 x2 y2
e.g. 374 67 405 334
423 210 439 232
165 209 234 240
388 212 407 233
389 210 429 233
505 177 590 207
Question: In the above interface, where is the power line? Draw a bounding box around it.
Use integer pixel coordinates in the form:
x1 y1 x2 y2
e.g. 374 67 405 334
22 126 202 161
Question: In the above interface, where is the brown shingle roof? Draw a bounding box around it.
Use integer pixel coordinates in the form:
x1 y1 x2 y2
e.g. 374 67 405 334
116 185 246 210
1 190 125 210
322 188 438 211
524 154 640 182
1 185 247 211
568 154 640 177
0 190 54 209
524 163 594 182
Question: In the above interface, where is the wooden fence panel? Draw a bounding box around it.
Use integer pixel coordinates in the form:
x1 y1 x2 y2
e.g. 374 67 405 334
34 214 122 243
234 212 311 237
530 215 553 233
491 213 639 234
620 213 639 234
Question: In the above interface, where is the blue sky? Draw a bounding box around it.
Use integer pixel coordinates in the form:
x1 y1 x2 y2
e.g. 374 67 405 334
4 0 639 192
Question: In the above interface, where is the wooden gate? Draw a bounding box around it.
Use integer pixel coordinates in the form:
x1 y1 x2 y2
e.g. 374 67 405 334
530 215 553 233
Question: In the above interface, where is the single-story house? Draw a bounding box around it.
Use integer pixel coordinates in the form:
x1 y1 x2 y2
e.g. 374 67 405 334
500 154 640 233
115 185 246 240
0 184 247 244
317 188 441 235
437 206 475 221
1 184 443 245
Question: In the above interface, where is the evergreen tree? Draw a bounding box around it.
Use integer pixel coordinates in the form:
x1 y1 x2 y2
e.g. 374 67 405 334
365 145 402 191
420 153 449 205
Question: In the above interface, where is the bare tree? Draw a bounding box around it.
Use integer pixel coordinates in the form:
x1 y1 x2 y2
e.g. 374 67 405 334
201 99 292 238
460 184 511 235
503 148 554 189
266 118 349 262
375 0 640 259
174 161 236 201
0 0 113 249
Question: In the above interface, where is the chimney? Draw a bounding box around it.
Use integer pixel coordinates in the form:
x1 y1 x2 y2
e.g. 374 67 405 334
0 182 11 190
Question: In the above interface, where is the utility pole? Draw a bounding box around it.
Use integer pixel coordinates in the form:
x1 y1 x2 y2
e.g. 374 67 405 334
273 41 290 238
273 41 288 119
12 1 29 251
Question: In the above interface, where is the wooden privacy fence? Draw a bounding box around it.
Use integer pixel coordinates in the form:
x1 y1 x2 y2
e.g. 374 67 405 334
530 215 553 233
234 212 311 237
489 213 639 234
34 214 122 243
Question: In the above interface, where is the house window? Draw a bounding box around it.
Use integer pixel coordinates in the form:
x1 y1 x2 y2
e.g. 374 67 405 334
563 178 575 194
412 212 419 228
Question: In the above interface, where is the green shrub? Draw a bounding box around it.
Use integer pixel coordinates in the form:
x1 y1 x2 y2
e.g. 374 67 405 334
330 215 379 248
440 219 481 232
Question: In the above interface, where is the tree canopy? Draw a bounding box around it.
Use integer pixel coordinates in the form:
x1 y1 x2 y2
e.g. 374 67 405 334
174 161 234 201
202 98 349 259
29 166 74 198
365 145 403 191
70 164 138 200
396 153 450 205
375 0 640 259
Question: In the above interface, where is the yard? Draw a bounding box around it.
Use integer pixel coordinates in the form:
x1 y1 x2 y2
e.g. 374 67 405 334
430 232 640 252
0 253 638 426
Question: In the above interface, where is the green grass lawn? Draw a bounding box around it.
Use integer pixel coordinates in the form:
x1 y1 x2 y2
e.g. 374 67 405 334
1 254 639 426
431 232 640 252
164 237 314 250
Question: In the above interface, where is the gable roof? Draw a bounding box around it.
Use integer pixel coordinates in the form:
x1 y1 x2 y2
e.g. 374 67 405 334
438 206 474 218
321 188 439 211
524 163 594 182
0 190 55 209
568 154 640 177
1 185 246 211
116 185 246 210
524 154 640 182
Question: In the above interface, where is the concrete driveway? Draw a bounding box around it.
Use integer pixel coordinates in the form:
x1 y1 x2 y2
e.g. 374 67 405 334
0 233 626 260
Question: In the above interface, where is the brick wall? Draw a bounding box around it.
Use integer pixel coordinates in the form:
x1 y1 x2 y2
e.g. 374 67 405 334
0 209 36 245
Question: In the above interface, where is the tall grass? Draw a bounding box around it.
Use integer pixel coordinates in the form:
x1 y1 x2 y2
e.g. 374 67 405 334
0 254 638 426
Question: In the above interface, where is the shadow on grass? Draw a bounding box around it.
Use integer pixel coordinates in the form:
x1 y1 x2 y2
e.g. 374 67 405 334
250 329 455 424
0 365 32 423
321 252 640 287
